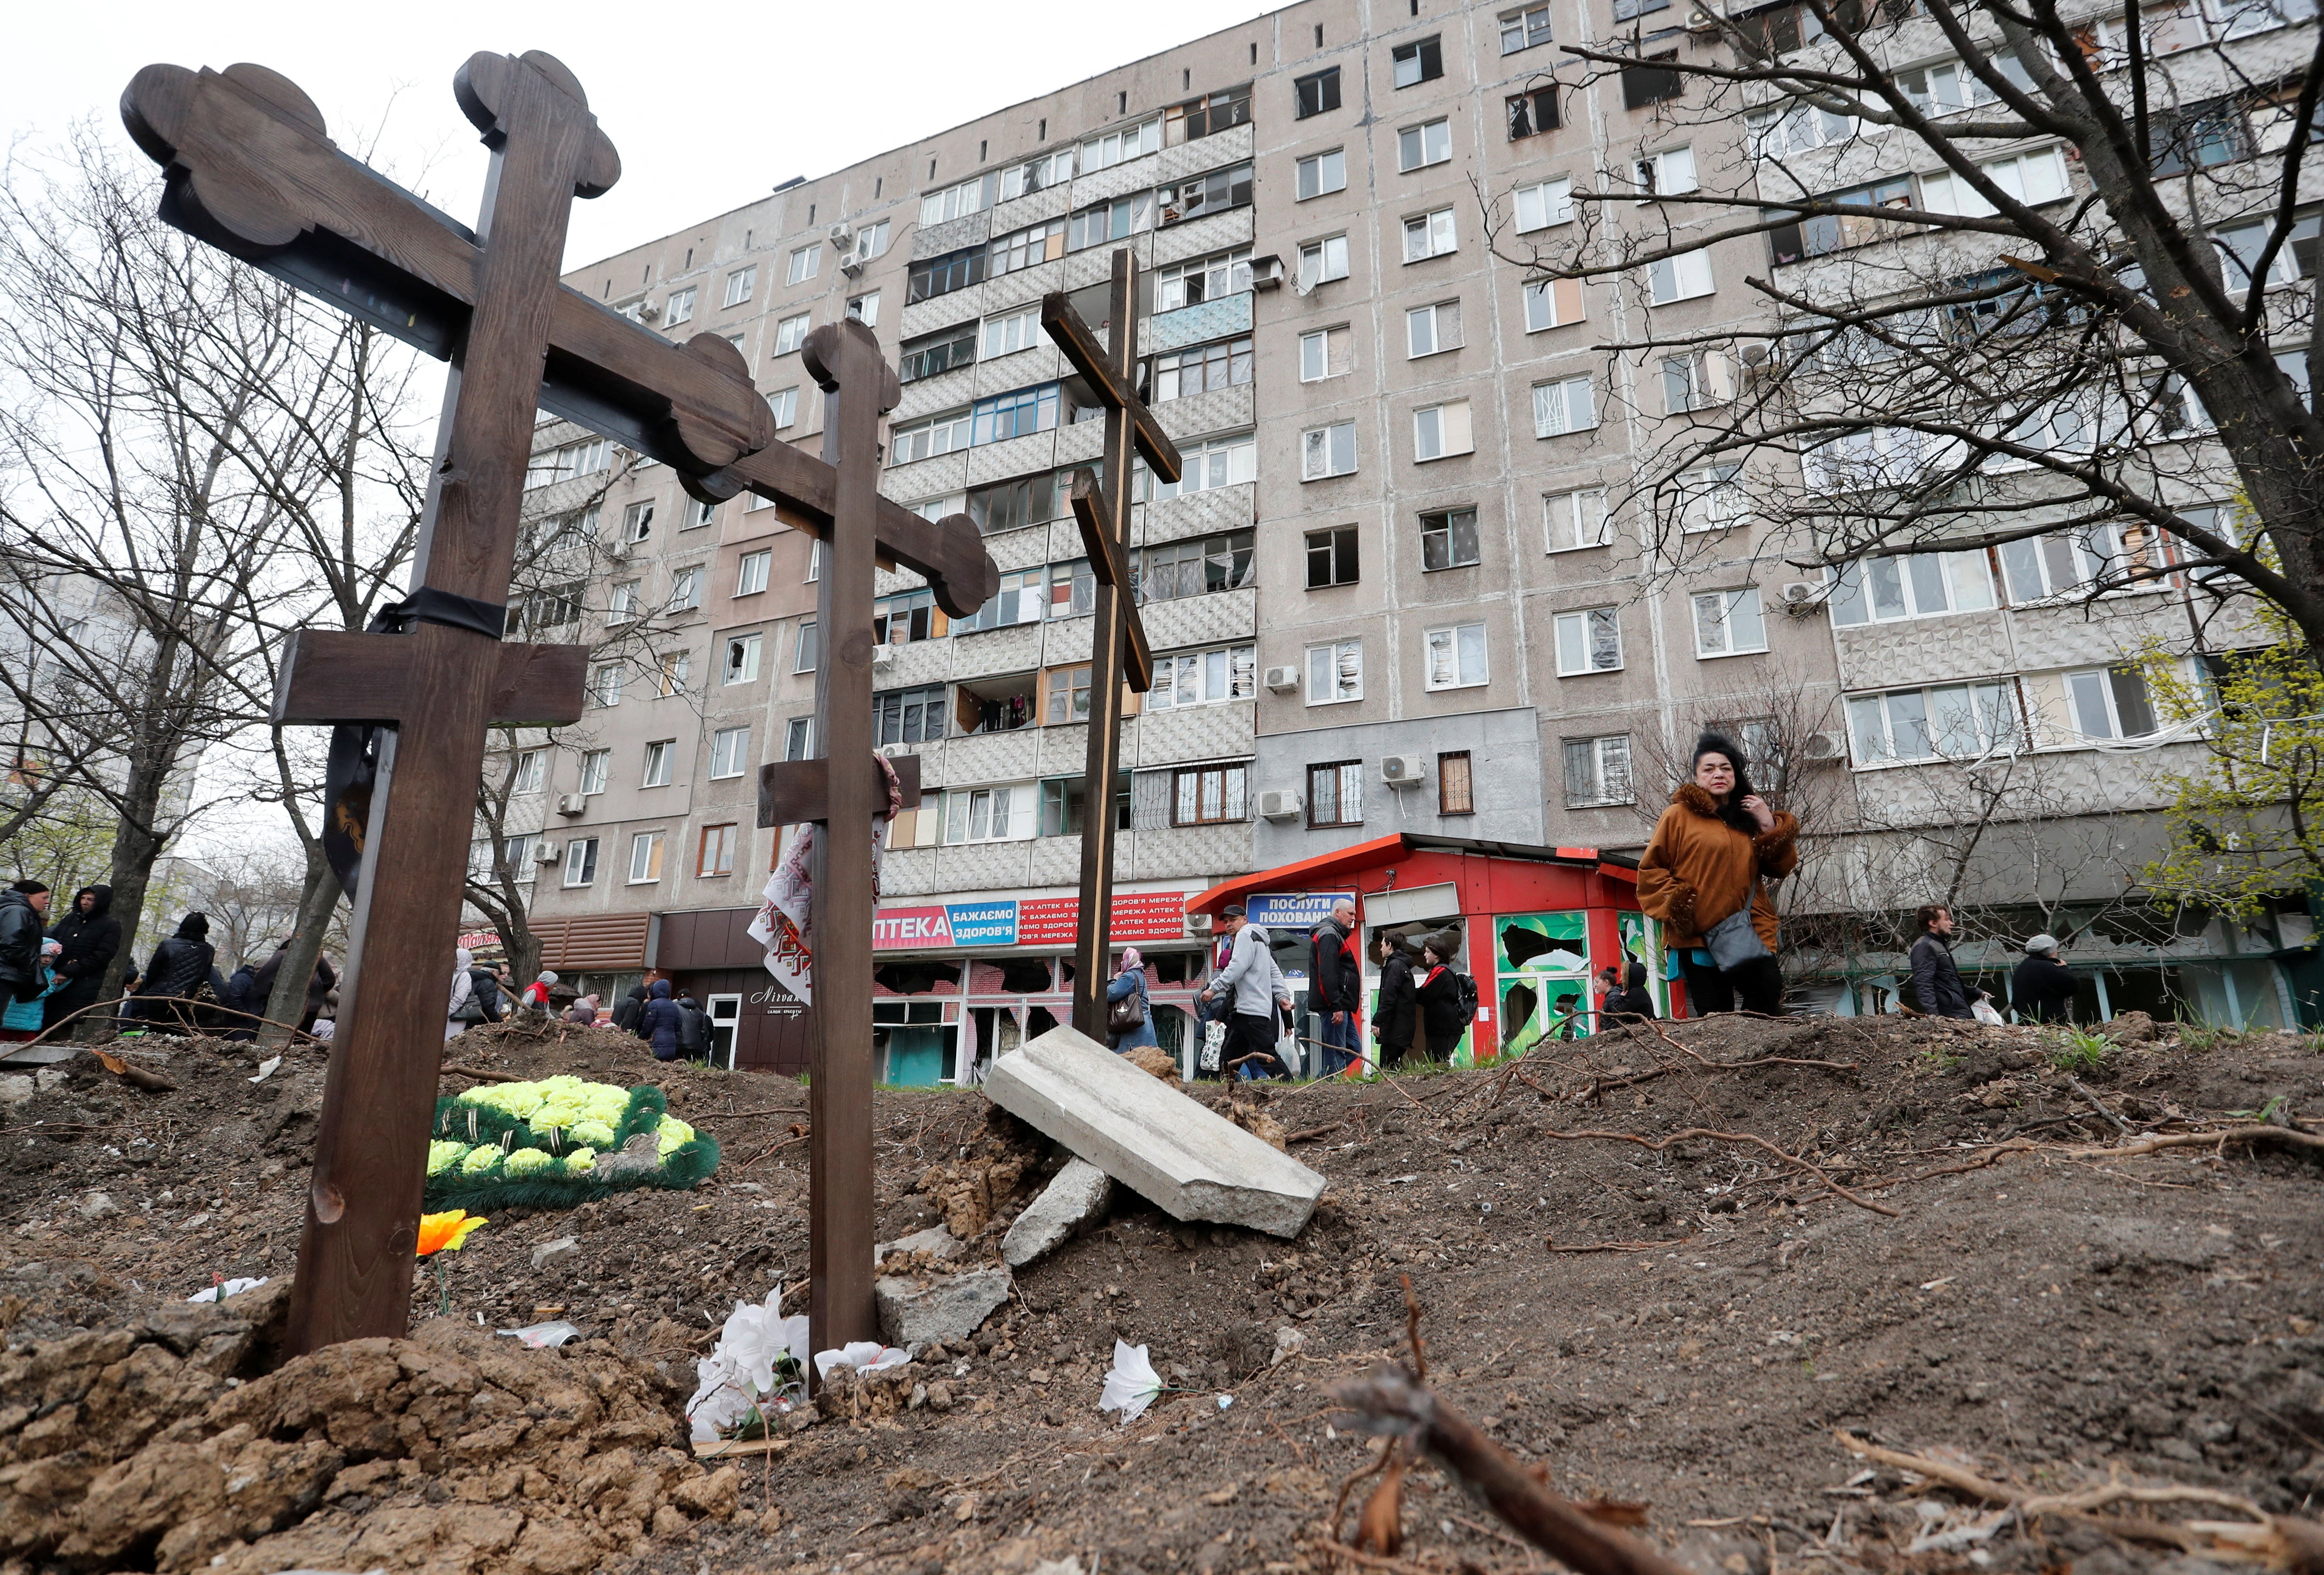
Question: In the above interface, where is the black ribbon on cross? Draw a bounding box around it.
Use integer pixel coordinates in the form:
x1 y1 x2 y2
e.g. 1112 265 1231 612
319 588 509 898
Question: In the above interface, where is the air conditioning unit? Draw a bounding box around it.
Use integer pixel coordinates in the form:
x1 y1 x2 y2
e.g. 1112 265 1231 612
1249 254 1286 292
634 298 661 322
1262 665 1302 693
870 645 897 669
1185 911 1213 934
604 538 631 562
827 222 855 247
532 841 562 864
840 257 867 278
1258 789 1304 822
878 741 916 761
1800 731 1845 763
1780 580 1820 616
1381 754 1427 789
555 793 589 816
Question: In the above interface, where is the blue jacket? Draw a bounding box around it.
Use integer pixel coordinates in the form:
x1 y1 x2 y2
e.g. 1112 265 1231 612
1106 967 1157 1050
641 980 683 1059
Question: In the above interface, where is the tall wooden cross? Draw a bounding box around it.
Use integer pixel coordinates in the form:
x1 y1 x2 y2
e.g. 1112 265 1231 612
1042 252 1182 1039
123 52 995 1359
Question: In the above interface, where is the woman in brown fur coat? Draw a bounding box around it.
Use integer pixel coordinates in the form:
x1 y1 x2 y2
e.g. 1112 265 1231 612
1635 732 1799 1016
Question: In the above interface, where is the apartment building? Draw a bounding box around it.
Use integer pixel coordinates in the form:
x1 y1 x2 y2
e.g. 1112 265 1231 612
494 0 2318 1069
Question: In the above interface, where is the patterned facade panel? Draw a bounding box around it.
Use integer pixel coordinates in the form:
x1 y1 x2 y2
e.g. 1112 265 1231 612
987 185 1073 233
1060 249 1122 293
951 622 1044 679
1139 483 1255 544
1029 832 1089 888
881 637 953 690
987 525 1053 573
973 344 1066 398
1832 616 2015 690
1156 381 1254 441
1039 721 1090 775
881 847 939 897
894 362 979 423
1053 418 1106 467
1146 587 1257 650
1155 124 1254 186
1071 152 1167 207
898 738 946 788
1133 821 1251 884
983 257 1068 314
874 563 928 596
934 839 1035 892
880 451 967 504
911 209 994 261
1148 208 1255 270
1044 615 1095 667
965 428 1063 488
1049 519 1088 563
1146 292 1254 355
1136 701 1255 766
900 281 993 341
944 727 1042 786
2005 594 2186 671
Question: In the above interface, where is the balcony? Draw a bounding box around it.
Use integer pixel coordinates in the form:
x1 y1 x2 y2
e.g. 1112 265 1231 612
1147 292 1252 355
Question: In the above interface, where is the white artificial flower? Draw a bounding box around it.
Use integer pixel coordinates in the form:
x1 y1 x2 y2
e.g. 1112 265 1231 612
814 1340 911 1379
186 1276 268 1303
1100 1339 1164 1425
686 1285 809 1442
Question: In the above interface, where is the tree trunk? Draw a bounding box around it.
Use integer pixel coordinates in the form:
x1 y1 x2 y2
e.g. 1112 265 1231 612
258 844 340 1048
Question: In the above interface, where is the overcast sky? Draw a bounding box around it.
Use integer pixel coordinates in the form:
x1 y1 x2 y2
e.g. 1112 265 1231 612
14 0 1281 273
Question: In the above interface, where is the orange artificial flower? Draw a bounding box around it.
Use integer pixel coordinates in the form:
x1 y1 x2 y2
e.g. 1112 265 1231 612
416 1210 487 1256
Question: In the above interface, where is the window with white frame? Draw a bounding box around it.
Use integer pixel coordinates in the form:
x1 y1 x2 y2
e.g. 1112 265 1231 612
889 408 971 464
1633 146 1698 196
773 313 812 356
1403 208 1457 261
1152 336 1253 401
784 717 813 760
1424 624 1488 690
1299 325 1352 381
1920 146 2071 216
1501 3 1555 51
667 566 703 613
2064 666 2159 740
1307 638 1362 703
944 782 1038 843
794 621 819 671
1302 421 1357 479
1563 735 1634 806
786 245 819 285
511 749 546 795
1148 644 1258 710
1532 374 1596 436
856 219 891 259
766 386 799 428
686 498 716 530
1398 118 1453 171
1406 299 1463 357
2213 215 2320 293
920 172 997 228
1069 193 1152 251
656 650 690 697
1296 149 1347 200
710 725 750 779
579 749 610 795
1080 118 1162 173
1393 35 1445 87
495 834 539 882
954 567 1045 631
1420 508 1479 570
1523 276 1585 331
1155 248 1252 311
1747 101 1858 159
1554 607 1622 674
1675 464 1746 531
1514 177 1573 232
1647 249 1715 303
1662 350 1734 412
642 740 675 788
622 501 654 542
723 265 756 307
1828 552 1997 625
1299 235 1351 287
664 287 696 326
627 830 665 882
807 539 824 581
723 632 762 684
1412 400 1474 460
1692 588 1769 657
562 836 599 886
1545 487 1611 551
1801 426 1930 492
1848 682 2016 763
1148 432 1258 498
1997 525 2155 603
736 550 770 596
526 437 610 488
590 663 623 706
847 292 880 326
981 306 1042 358
608 581 640 622
999 150 1075 201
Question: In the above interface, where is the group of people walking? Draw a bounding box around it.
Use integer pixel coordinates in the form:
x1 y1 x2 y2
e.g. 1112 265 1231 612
446 956 718 1063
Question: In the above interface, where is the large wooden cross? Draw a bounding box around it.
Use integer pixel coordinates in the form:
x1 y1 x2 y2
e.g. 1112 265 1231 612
1042 253 1182 1039
123 52 995 1359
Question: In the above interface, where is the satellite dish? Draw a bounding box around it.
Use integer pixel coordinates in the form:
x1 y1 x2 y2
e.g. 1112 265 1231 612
1292 271 1316 298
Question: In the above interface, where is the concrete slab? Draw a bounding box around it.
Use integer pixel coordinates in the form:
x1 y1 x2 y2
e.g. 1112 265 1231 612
1002 1159 1114 1269
877 1224 965 1262
875 1266 1012 1350
983 1025 1325 1239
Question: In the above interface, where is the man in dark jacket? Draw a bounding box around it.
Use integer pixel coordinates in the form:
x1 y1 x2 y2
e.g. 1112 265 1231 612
675 992 710 1061
1309 899 1362 1076
613 981 651 1038
219 959 262 1041
41 885 117 1036
1 881 52 1005
2012 934 2077 1024
1909 904 1979 1019
131 913 216 1029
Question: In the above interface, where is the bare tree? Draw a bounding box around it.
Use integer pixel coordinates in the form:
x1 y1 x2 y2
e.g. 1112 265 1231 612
1490 0 2323 637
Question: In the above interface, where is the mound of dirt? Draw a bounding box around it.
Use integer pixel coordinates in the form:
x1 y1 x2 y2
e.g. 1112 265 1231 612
0 1279 738 1575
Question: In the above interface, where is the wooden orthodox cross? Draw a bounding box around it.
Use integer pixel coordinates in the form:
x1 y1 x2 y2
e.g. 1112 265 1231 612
122 53 994 1358
1042 252 1183 1039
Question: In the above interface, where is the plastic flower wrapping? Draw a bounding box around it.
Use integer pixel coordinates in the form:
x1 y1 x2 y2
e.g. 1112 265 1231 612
425 1077 717 1211
1100 1339 1165 1424
688 1286 813 1442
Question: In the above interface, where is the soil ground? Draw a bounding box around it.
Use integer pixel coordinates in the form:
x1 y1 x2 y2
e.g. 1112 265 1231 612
3 1009 2321 1575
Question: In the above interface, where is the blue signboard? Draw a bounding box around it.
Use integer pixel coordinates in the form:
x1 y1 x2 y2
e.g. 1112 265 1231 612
1246 892 1356 931
945 900 1019 947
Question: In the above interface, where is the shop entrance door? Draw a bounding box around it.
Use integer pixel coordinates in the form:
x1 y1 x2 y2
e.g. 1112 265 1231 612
704 995 742 1070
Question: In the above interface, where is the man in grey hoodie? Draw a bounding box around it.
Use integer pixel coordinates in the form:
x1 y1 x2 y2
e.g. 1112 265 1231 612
1199 907 1294 1078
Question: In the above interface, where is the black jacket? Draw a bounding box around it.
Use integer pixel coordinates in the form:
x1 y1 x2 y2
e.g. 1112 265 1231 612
1311 918 1361 1014
46 886 119 984
613 984 650 1036
676 997 709 1054
1909 933 1974 1019
137 935 217 1007
1373 950 1417 1049
2012 954 2077 1024
0 890 43 991
1417 963 1467 1054
1602 985 1659 1023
